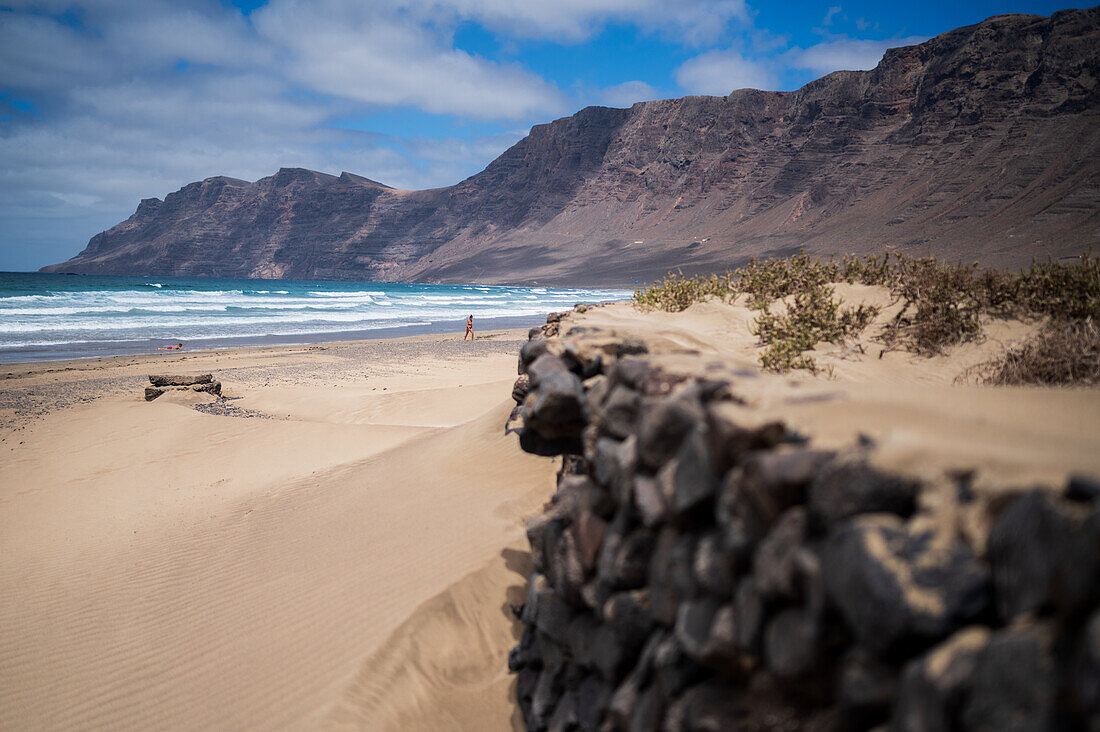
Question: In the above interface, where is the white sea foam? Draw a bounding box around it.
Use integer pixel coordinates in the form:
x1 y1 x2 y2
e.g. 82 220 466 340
0 275 630 360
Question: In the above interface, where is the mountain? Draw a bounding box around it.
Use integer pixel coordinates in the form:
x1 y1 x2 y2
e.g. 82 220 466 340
42 8 1100 285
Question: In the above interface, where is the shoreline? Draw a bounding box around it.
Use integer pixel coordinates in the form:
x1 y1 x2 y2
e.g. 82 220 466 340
1 323 558 729
0 327 535 433
0 312 574 365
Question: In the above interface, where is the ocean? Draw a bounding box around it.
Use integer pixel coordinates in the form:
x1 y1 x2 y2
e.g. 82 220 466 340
0 272 631 363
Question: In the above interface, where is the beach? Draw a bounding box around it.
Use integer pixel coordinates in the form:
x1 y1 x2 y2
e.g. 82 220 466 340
3 292 1100 730
0 330 556 730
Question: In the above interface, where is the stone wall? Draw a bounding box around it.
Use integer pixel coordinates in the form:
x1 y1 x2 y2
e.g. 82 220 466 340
506 310 1100 731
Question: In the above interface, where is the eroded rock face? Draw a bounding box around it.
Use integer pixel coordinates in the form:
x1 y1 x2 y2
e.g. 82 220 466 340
44 9 1100 283
506 315 1100 732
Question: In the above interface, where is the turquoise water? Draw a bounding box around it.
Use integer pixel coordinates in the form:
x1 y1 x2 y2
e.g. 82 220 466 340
0 272 629 363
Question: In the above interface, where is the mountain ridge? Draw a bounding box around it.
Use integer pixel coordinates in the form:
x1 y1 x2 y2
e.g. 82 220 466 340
43 8 1100 285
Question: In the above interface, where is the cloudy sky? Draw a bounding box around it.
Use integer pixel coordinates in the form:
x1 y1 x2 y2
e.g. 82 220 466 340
0 0 1072 270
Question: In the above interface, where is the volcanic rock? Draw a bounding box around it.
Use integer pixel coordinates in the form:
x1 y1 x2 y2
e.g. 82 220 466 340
822 515 991 653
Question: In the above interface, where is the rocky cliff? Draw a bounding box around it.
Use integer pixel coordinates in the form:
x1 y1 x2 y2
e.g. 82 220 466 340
44 8 1100 284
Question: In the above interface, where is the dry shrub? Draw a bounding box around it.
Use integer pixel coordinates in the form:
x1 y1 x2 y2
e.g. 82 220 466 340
878 257 985 355
633 250 1100 376
1018 253 1100 319
752 284 878 373
732 253 838 308
970 319 1100 386
633 270 734 312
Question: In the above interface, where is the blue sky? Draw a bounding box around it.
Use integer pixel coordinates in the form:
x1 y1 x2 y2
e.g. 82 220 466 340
0 0 1079 270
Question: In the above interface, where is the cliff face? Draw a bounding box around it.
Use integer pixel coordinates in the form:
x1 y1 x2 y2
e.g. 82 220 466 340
43 9 1100 284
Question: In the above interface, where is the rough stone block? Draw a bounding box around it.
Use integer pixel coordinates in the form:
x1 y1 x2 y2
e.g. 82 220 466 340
752 507 807 602
524 354 586 440
606 357 652 392
733 578 765 656
987 490 1073 622
704 405 767 475
764 607 822 680
633 474 669 528
741 448 834 524
576 674 610 731
599 384 641 439
716 470 766 564
1066 473 1100 503
611 530 654 591
637 396 704 471
509 624 542 672
693 531 734 598
822 515 991 653
838 649 897 726
808 459 918 529
534 591 576 646
651 634 705 699
891 626 991 732
657 426 720 519
512 373 530 403
674 598 720 662
1073 610 1100 728
519 337 557 371
663 679 742 732
961 625 1057 732
549 528 586 605
603 589 654 651
629 683 665 732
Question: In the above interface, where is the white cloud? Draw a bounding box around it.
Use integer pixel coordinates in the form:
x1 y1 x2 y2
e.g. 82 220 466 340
599 81 659 108
785 36 927 76
417 0 749 45
253 1 565 120
675 50 777 95
822 6 842 26
673 30 931 98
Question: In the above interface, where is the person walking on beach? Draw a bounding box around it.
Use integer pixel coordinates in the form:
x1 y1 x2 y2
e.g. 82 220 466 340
464 314 474 341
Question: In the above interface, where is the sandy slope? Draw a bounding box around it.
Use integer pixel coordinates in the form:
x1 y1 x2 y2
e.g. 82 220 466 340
0 333 555 730
565 297 1100 489
4 296 1098 730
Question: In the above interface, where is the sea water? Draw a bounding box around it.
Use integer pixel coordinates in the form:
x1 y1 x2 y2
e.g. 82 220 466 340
0 272 630 363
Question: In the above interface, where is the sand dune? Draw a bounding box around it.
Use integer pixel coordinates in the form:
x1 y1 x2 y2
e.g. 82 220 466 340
0 334 555 730
325 548 531 731
566 298 1100 488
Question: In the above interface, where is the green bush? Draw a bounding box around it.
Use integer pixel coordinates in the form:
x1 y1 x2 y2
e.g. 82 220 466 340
633 270 734 312
732 253 839 308
752 283 878 373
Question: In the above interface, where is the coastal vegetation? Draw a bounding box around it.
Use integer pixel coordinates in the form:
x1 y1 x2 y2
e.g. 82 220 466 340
634 251 1100 379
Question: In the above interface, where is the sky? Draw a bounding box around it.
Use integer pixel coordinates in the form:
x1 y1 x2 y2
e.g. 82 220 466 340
0 0 1080 271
